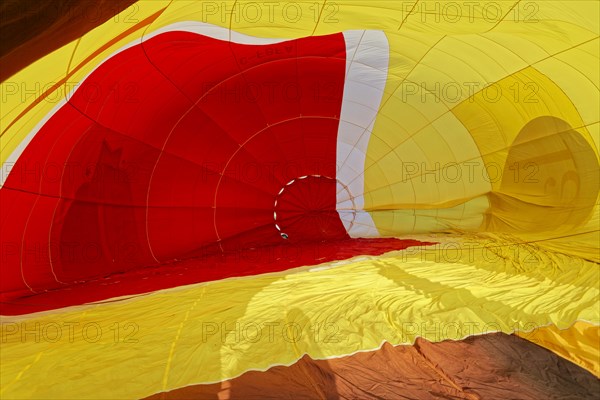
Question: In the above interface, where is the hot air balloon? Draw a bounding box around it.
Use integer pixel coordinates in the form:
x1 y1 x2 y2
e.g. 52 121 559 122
1 1 598 398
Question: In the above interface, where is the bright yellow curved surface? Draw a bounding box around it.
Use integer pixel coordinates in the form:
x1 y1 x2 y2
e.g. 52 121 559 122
1 234 598 399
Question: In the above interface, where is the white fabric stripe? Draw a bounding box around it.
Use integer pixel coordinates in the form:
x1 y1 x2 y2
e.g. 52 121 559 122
336 30 389 237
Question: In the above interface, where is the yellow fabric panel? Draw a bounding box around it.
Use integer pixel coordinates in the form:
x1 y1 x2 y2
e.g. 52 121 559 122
1 234 598 399
453 67 588 174
1 43 77 164
512 227 600 264
369 196 489 235
518 321 600 377
535 39 600 148
451 66 598 235
362 1 599 237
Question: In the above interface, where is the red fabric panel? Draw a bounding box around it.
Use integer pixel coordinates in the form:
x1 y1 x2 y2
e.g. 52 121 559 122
1 32 347 298
0 31 421 315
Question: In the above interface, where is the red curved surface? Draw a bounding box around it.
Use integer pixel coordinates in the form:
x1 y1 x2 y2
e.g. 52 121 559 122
1 32 345 296
0 30 433 315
